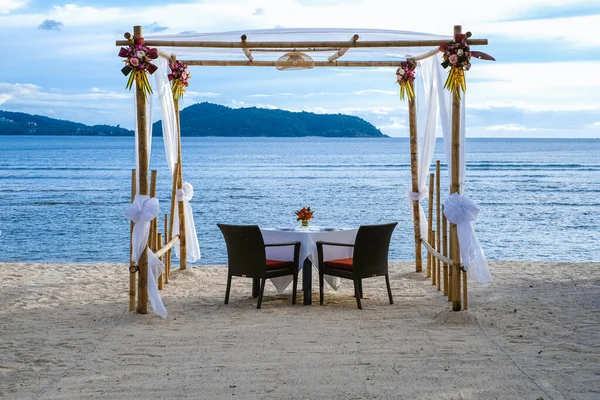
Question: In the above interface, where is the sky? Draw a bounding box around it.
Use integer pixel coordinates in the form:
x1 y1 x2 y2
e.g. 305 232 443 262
0 0 599 138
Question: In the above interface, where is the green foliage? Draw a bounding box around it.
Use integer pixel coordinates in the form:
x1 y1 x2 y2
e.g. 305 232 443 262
0 103 387 138
153 102 387 138
0 111 133 136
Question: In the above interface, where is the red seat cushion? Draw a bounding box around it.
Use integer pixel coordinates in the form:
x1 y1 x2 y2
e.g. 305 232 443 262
323 258 354 271
266 259 295 270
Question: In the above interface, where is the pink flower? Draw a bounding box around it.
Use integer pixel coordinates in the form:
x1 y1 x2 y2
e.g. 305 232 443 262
130 57 140 67
449 54 458 65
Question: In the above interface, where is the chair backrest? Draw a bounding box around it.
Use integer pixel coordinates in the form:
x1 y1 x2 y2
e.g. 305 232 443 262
217 224 267 277
352 222 398 278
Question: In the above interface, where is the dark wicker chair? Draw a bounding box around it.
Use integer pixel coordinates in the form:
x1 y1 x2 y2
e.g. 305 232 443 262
316 222 397 309
217 224 300 309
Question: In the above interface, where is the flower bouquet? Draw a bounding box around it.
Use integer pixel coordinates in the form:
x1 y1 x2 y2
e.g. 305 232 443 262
295 206 314 227
168 60 190 100
439 31 495 99
395 61 416 101
118 38 159 97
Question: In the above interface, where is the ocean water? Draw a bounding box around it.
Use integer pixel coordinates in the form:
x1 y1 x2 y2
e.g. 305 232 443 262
0 136 599 264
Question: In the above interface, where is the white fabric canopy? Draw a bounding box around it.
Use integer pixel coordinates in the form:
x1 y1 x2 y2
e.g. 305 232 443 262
145 28 452 62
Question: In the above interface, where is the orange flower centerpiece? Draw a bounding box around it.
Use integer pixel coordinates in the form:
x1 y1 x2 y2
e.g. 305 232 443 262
295 206 314 227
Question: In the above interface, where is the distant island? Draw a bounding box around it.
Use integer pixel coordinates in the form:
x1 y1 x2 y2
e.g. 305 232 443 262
0 102 387 138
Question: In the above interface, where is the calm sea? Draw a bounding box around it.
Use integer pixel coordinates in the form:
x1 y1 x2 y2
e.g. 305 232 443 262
0 136 599 264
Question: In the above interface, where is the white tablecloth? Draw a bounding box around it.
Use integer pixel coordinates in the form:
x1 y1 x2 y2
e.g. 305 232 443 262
261 227 359 293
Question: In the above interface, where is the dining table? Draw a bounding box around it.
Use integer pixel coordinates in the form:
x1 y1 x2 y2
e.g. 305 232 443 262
261 226 359 305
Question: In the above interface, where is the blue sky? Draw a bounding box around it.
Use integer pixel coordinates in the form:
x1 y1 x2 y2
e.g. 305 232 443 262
0 0 599 138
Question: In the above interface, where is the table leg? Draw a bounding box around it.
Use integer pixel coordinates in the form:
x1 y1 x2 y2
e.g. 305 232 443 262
302 258 312 305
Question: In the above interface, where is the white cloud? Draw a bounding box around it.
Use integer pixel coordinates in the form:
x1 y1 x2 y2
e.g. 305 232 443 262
0 0 27 14
485 124 539 132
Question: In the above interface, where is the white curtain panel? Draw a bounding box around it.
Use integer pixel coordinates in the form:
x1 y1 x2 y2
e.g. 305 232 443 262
434 55 491 283
154 58 201 263
410 56 439 240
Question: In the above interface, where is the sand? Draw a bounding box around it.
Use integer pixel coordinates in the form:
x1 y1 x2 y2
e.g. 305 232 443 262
1 260 599 400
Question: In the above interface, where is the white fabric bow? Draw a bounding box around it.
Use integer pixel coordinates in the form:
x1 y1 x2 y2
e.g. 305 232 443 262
125 195 168 319
176 181 194 202
407 186 429 201
443 193 492 284
173 181 201 263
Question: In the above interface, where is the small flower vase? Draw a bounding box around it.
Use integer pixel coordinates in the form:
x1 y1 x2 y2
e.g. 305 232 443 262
301 219 309 227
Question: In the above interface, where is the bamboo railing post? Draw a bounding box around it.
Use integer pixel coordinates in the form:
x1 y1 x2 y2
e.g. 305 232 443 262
431 230 436 286
450 25 463 311
442 208 449 297
164 214 170 284
168 163 179 245
129 169 137 312
436 160 441 291
134 25 150 315
150 170 158 250
463 270 468 310
427 173 434 279
157 233 164 290
407 78 422 273
173 92 187 270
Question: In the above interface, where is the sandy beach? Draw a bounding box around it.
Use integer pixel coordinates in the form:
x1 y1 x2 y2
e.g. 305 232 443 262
1 260 599 399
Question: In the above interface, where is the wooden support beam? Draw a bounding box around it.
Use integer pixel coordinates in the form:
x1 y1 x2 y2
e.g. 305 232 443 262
129 168 136 312
157 233 164 290
134 25 149 315
450 25 463 312
407 80 422 273
182 60 436 67
116 38 488 49
428 173 434 279
174 97 187 270
241 34 254 61
164 214 170 284
328 34 359 62
436 160 441 292
421 236 453 266
155 235 181 259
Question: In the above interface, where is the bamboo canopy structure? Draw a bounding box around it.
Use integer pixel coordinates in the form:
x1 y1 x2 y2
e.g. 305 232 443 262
118 25 490 314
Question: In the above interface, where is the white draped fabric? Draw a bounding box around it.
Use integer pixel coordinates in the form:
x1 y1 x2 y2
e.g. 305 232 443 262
408 56 439 240
127 86 168 318
405 53 490 284
443 193 492 283
125 195 167 318
154 57 201 263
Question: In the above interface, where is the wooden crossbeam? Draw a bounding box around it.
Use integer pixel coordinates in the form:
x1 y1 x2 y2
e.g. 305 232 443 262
328 34 359 62
115 38 488 49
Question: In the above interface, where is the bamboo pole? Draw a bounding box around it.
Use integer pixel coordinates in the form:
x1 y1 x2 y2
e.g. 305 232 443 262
157 233 164 290
450 25 463 311
421 238 453 266
436 160 441 291
129 169 136 312
428 173 434 279
155 235 181 259
240 35 254 62
407 80 422 273
164 214 170 284
150 170 158 251
463 270 468 310
180 60 441 67
173 95 187 270
134 25 149 315
116 38 488 49
442 208 449 297
169 163 179 245
328 34 359 62
431 230 436 286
